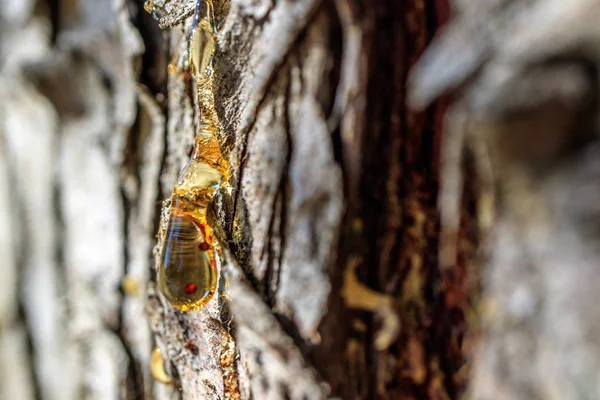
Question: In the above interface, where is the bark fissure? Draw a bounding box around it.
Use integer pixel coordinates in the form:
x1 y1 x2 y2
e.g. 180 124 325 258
230 42 298 240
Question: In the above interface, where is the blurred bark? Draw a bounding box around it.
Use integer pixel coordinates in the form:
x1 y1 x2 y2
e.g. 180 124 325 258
411 1 600 399
0 0 480 399
1 0 155 398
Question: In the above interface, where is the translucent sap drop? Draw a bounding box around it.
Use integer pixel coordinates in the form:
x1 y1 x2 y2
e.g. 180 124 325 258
158 160 222 311
158 205 216 311
189 0 216 78
150 347 172 384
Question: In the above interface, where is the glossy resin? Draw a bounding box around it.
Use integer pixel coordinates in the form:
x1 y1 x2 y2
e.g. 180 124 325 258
156 0 228 312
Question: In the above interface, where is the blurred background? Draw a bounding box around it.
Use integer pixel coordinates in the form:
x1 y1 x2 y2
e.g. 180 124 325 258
0 0 162 398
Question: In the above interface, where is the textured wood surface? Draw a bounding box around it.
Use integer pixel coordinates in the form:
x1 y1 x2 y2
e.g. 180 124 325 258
18 0 600 399
0 0 470 398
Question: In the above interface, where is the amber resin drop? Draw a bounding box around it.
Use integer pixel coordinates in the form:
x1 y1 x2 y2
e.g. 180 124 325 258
155 0 228 312
157 160 222 311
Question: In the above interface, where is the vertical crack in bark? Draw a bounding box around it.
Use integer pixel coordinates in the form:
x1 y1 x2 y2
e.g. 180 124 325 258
262 69 293 309
231 76 279 239
274 72 293 310
346 0 471 397
47 0 60 44
263 190 279 306
229 9 321 239
13 305 42 400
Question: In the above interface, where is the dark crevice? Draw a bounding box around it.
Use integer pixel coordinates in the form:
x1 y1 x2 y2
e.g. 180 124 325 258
268 68 293 308
113 325 147 400
230 89 271 240
330 125 344 182
350 0 467 398
274 313 315 360
273 190 286 305
127 0 169 277
275 156 291 313
14 304 42 400
15 229 42 400
323 0 344 122
423 1 464 398
262 189 278 305
130 0 169 102
359 1 398 395
230 122 253 238
46 0 60 44
117 189 146 400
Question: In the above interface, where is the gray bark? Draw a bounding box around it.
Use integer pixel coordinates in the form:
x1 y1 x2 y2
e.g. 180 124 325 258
2 0 343 398
1 0 151 399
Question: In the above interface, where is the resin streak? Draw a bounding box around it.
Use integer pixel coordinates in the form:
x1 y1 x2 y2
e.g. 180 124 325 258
189 0 215 78
157 0 227 311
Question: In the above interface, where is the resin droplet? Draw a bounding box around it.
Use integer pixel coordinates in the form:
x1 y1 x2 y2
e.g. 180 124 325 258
157 159 222 312
189 0 216 78
150 347 172 384
121 275 141 296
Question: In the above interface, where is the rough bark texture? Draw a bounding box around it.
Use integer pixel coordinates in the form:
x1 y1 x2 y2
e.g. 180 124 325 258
1 0 469 398
9 0 599 399
1 0 473 399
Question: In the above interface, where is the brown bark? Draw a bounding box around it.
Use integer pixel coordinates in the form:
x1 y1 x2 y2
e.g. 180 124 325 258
411 1 600 399
151 0 474 398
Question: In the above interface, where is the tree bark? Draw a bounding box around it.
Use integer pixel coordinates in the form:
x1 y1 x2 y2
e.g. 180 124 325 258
411 1 600 399
1 0 475 399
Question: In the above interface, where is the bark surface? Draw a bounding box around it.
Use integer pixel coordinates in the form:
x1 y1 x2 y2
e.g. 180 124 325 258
7 0 597 400
1 0 467 398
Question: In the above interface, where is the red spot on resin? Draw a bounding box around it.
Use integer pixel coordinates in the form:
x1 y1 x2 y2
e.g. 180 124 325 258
198 242 210 251
184 283 197 294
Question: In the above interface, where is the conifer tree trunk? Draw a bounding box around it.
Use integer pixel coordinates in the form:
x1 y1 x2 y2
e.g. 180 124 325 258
1 0 467 398
9 0 599 399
